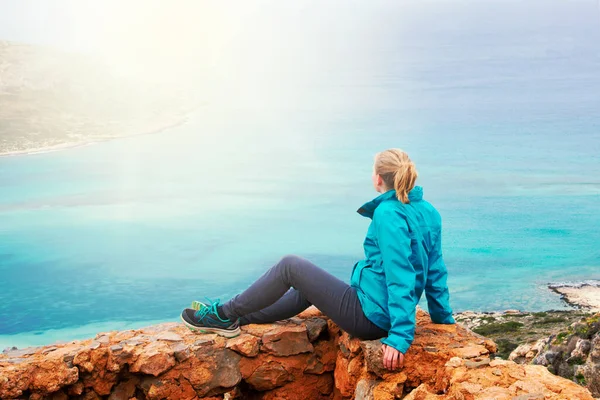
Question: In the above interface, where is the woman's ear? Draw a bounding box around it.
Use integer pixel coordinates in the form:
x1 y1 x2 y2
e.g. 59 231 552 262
374 173 385 192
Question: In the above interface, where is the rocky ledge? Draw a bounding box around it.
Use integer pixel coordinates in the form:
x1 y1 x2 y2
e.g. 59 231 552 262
0 309 594 400
455 309 594 359
509 313 600 398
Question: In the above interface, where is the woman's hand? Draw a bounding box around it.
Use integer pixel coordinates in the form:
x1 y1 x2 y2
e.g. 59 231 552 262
381 344 404 370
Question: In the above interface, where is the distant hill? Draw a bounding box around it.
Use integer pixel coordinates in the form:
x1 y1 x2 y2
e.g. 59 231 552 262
0 41 199 156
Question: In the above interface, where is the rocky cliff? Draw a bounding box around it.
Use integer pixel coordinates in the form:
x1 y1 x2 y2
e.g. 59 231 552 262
0 309 594 400
510 313 600 397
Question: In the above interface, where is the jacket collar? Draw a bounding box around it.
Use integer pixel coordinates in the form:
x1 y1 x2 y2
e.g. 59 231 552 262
357 186 423 219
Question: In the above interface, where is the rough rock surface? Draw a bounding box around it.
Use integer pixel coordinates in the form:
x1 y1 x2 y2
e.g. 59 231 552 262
455 309 593 359
509 313 600 397
0 309 594 399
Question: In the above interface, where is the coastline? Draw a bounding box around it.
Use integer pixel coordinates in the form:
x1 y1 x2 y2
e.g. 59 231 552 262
0 110 195 159
548 280 600 312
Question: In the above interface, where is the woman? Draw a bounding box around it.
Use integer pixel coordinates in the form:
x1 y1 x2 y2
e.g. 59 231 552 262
181 149 454 370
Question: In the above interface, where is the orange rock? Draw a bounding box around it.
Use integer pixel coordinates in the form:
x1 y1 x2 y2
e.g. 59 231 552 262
372 373 407 400
108 377 138 400
306 340 337 375
0 309 595 400
339 332 363 357
30 357 79 394
172 347 241 397
297 306 324 319
246 360 292 391
226 334 260 357
334 351 357 398
261 325 314 356
129 342 176 376
260 373 334 399
66 382 85 396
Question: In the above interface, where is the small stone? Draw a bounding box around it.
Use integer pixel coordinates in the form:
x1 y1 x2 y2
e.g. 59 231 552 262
297 305 323 318
192 337 217 348
305 318 328 342
223 386 243 399
504 309 521 314
172 343 191 362
453 344 489 359
96 335 110 344
110 345 123 352
155 332 183 342
63 354 75 364
226 334 260 357
492 368 502 376
465 357 491 368
120 338 146 347
525 350 536 359
446 357 464 368
89 341 101 350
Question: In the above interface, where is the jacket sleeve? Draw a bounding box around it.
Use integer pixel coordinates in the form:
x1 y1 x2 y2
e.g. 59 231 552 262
375 208 417 354
425 235 455 324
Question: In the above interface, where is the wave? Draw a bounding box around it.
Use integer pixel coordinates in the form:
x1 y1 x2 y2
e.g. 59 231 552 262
548 280 600 289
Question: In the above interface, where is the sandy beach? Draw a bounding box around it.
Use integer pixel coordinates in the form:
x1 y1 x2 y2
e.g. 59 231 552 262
549 281 600 312
0 113 192 158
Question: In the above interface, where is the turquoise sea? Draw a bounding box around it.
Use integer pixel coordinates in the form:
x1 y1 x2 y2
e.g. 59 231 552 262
1 0 599 348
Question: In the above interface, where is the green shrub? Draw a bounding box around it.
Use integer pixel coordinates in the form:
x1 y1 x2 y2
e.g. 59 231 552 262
495 338 519 360
568 357 585 366
535 317 568 325
554 331 569 344
473 321 524 336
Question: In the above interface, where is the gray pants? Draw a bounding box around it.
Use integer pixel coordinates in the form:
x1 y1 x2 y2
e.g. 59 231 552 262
221 255 387 340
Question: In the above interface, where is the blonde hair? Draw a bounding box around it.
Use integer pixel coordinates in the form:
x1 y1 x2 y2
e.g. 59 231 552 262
374 149 418 204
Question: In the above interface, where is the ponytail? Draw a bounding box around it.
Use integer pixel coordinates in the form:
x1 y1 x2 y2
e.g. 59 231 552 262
374 149 418 204
393 161 417 204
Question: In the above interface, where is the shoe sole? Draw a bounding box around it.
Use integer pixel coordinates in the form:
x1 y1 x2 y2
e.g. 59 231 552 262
180 315 241 338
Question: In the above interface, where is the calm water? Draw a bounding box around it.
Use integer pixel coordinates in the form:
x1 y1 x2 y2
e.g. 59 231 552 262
1 0 600 347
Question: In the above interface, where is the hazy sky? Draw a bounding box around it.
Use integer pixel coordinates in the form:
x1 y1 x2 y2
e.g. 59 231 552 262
1 0 598 106
2 1 596 56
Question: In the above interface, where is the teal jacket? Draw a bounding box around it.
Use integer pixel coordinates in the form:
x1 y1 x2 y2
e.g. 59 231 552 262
350 186 454 353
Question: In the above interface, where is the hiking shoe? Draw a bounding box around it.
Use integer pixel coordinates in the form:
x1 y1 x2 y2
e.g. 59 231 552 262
180 299 240 338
